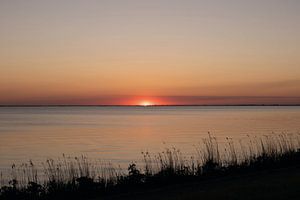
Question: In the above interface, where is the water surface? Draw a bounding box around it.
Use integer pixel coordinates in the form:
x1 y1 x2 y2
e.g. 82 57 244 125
1 106 300 170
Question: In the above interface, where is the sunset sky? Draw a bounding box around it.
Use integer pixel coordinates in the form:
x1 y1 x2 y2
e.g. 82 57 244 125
0 0 300 105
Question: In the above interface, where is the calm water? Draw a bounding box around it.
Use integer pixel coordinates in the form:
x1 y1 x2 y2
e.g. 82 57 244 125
1 106 300 171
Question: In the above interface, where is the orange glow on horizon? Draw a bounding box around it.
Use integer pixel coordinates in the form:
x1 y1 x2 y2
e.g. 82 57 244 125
1 1 300 106
126 97 166 106
139 101 153 106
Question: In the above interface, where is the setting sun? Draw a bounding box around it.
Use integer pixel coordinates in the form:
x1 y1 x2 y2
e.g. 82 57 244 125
140 101 153 106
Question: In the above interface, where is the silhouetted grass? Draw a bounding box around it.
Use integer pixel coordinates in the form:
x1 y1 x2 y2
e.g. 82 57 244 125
0 133 299 200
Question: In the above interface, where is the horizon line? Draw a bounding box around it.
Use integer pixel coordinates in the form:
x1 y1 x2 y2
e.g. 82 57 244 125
1 104 300 107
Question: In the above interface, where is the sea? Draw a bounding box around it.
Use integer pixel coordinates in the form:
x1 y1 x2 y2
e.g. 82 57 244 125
0 106 300 173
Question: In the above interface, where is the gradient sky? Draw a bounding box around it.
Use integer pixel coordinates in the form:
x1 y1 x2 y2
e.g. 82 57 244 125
0 0 300 105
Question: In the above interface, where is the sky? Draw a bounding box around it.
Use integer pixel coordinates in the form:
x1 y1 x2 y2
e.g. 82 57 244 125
0 0 300 105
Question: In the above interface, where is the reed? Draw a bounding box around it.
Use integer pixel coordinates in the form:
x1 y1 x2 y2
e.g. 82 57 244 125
1 133 299 200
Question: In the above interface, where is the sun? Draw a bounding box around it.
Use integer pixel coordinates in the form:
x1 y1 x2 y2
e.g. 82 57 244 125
140 101 153 106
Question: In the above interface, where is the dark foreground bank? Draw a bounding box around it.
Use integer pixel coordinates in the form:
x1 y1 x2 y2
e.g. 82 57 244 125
1 134 299 200
101 166 300 200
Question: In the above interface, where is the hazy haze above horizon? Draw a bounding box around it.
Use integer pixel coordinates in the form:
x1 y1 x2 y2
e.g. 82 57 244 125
1 0 300 105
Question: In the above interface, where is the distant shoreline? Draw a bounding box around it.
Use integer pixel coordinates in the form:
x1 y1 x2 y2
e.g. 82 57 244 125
1 104 300 107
